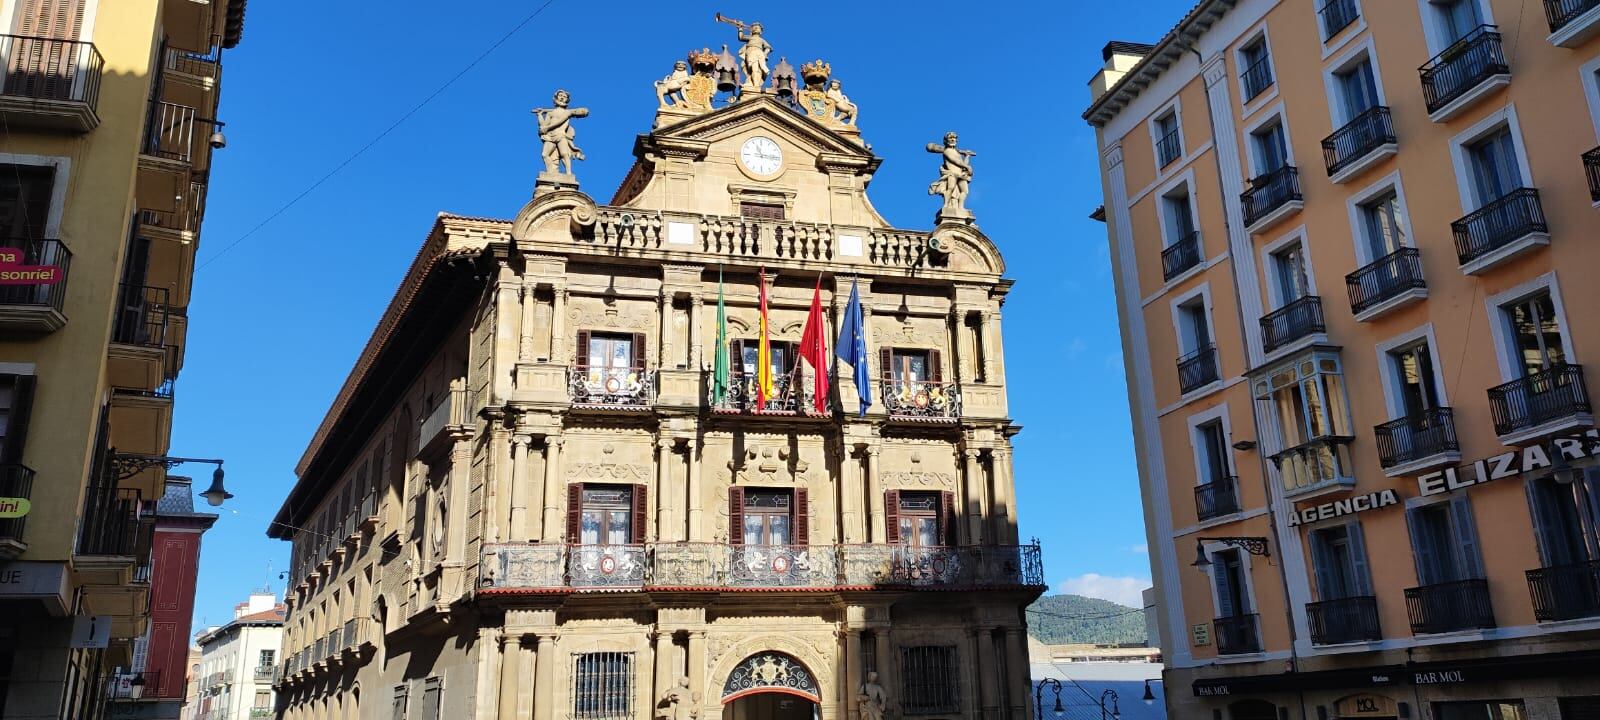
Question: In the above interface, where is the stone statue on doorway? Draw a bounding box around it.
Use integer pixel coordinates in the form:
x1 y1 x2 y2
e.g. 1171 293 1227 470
658 677 701 720
858 671 888 720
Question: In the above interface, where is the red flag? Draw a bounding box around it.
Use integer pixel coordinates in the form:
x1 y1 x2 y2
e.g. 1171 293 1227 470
798 276 830 414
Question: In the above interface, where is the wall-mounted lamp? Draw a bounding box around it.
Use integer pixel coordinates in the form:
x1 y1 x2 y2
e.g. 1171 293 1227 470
111 449 231 506
1231 439 1257 451
1191 536 1272 568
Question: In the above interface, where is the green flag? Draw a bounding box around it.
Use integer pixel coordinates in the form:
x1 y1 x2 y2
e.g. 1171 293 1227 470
713 268 730 404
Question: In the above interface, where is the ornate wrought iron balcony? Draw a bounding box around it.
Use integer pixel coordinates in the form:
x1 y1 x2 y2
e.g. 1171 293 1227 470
1260 295 1324 353
1420 26 1508 116
1271 435 1356 498
1319 0 1360 37
1546 0 1600 32
1161 231 1202 281
1307 595 1381 645
1584 147 1600 203
1527 559 1600 621
112 284 170 348
0 238 71 331
1177 344 1220 394
1241 166 1302 229
881 379 960 421
568 365 656 408
1374 407 1459 469
1195 476 1241 522
1452 188 1547 268
708 372 829 416
0 35 104 132
1321 106 1395 178
1405 579 1494 634
1346 247 1425 318
1213 613 1261 655
1487 364 1591 437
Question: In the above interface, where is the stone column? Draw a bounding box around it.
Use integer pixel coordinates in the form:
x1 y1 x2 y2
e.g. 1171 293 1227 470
653 630 674 708
689 292 705 369
976 629 1000 720
965 629 983 720
687 631 707 698
872 629 893 716
1003 628 1030 720
532 633 558 720
541 437 565 542
983 310 1003 384
655 438 672 542
991 448 1014 545
687 441 704 542
515 635 539 720
509 434 532 540
840 444 861 543
494 264 519 402
865 447 884 542
551 288 569 365
519 283 537 362
963 449 984 545
659 291 674 368
843 630 863 720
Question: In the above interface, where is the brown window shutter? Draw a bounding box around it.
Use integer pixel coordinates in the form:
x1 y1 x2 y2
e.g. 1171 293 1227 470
728 486 745 545
565 484 584 544
631 484 648 544
929 350 943 383
884 489 901 544
879 348 894 381
632 333 648 370
794 487 810 547
940 491 957 546
575 331 591 369
731 339 746 378
1 375 37 464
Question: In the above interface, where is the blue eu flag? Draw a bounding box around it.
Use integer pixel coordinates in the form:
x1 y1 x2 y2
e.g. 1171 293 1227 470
835 278 872 417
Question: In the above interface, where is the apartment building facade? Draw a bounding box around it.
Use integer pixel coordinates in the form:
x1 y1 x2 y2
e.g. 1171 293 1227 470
191 593 283 720
1086 1 1600 719
270 30 1041 720
0 0 245 717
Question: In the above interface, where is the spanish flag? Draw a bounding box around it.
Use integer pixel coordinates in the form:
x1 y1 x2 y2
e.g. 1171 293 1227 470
756 266 774 410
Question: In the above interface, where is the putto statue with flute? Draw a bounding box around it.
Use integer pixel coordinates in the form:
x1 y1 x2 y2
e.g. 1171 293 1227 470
927 132 977 220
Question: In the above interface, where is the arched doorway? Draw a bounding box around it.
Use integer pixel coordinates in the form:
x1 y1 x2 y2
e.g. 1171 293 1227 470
1230 699 1279 720
721 651 821 720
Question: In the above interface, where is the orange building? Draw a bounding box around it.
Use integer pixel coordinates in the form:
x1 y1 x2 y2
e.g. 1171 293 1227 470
1087 1 1600 719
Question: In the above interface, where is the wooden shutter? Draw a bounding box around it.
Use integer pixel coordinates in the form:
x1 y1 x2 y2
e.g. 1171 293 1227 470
391 683 408 720
575 330 591 369
419 677 443 720
1449 496 1484 579
728 486 745 545
1347 521 1372 596
879 348 894 381
14 0 86 38
1309 532 1337 601
565 484 584 543
939 491 956 546
793 487 809 546
1211 558 1235 618
1 375 37 464
1405 508 1440 586
929 350 943 382
884 489 900 544
632 333 648 370
631 484 648 544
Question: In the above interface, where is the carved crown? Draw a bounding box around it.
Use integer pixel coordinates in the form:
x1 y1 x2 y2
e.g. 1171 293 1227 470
689 48 719 69
799 59 831 83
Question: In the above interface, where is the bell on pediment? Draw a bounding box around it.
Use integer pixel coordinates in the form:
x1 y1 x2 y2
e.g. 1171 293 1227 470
770 57 798 98
715 44 739 93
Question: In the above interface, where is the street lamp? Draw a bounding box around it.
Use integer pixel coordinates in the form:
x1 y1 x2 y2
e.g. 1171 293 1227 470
1035 678 1065 720
111 450 231 506
1100 689 1120 720
1142 679 1155 706
1191 536 1271 568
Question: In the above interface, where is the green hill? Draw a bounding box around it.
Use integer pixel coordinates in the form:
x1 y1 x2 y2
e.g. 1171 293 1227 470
1025 594 1149 645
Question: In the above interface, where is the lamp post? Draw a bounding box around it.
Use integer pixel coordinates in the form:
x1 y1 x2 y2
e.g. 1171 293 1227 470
1099 689 1120 720
1142 679 1155 706
111 450 232 506
1035 678 1064 720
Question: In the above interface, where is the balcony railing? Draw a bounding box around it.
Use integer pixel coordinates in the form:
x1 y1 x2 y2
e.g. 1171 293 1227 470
0 237 71 317
1307 595 1381 645
1346 247 1425 317
1213 613 1261 655
0 464 33 544
482 542 1045 592
141 101 198 163
105 671 160 701
1272 435 1356 497
1527 559 1600 622
0 35 104 119
1546 0 1600 32
1322 106 1395 177
1452 188 1547 267
568 365 655 408
1161 231 1202 281
75 485 141 557
112 284 170 348
708 372 828 416
1177 344 1220 394
1242 54 1274 101
1241 166 1302 228
325 631 338 659
1260 295 1324 353
1375 407 1459 469
881 379 960 420
1487 364 1591 437
1156 128 1182 167
1584 147 1600 203
1319 0 1360 37
1420 26 1509 115
1195 476 1241 522
163 46 220 79
252 665 274 684
1405 579 1494 634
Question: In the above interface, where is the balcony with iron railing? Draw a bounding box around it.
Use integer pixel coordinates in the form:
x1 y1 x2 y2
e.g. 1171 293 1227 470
708 372 830 417
1374 407 1460 474
1241 166 1303 231
1487 364 1592 441
1545 0 1600 45
1273 435 1356 499
1195 476 1241 522
1584 147 1600 203
1156 128 1182 168
0 237 71 332
1161 231 1202 281
1213 613 1262 655
141 100 201 166
568 364 656 409
1307 595 1381 645
163 46 220 81
1319 0 1360 37
481 542 1044 593
1405 579 1494 634
252 665 274 684
1453 188 1548 274
1346 247 1426 320
1242 54 1274 102
881 378 961 421
1527 559 1600 621
105 671 159 702
1260 295 1325 354
75 485 142 559
0 464 32 556
112 284 170 349
1321 106 1396 182
0 35 104 131
1420 26 1510 120
1177 344 1220 395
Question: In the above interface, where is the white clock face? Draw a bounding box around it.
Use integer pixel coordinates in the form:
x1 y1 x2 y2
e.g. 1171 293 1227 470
740 136 783 176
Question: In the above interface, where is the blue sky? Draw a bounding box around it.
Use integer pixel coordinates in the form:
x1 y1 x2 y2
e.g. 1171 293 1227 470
174 0 1196 632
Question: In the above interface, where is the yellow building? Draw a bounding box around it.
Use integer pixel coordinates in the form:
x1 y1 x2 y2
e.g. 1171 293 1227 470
1087 1 1600 719
0 0 245 717
270 27 1042 720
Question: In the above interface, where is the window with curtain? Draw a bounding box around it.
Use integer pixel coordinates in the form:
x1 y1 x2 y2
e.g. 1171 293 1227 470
1526 469 1600 568
1431 0 1485 45
1389 341 1441 418
1467 127 1522 208
1501 291 1566 377
1360 190 1406 260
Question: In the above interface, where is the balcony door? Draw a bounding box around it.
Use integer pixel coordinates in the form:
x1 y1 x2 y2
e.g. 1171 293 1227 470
1198 421 1231 486
1430 0 1484 45
1252 123 1289 176
5 0 86 100
1310 522 1372 600
567 484 645 546
1212 548 1250 618
1360 191 1407 262
1271 243 1311 306
1178 300 1211 355
1406 498 1483 585
1501 291 1566 378
1467 127 1522 208
1390 342 1442 419
1335 58 1380 122
1526 470 1600 568
741 489 792 546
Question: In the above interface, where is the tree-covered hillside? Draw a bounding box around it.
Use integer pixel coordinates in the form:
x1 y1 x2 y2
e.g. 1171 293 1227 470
1025 594 1148 645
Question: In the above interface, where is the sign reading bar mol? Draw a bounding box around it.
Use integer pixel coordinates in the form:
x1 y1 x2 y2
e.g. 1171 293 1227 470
0 246 62 286
1418 430 1600 497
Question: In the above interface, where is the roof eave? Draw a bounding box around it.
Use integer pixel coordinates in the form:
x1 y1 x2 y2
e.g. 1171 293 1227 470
1082 0 1236 127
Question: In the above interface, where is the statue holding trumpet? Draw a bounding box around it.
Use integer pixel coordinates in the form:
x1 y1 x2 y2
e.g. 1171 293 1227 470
715 13 771 92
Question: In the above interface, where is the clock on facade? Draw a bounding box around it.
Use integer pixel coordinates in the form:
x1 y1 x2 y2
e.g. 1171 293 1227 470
739 136 783 176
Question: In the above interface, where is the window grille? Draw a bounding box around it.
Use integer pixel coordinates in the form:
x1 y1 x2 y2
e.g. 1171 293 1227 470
899 645 959 714
573 652 635 720
740 202 784 220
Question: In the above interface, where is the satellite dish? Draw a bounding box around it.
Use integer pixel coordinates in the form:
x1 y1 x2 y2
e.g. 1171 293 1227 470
619 213 636 228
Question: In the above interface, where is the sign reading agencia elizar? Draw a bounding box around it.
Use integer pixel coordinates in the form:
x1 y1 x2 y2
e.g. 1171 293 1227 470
1417 430 1600 497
